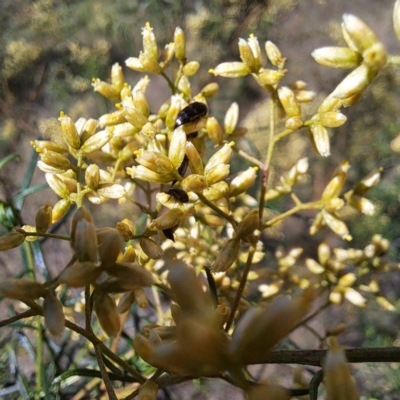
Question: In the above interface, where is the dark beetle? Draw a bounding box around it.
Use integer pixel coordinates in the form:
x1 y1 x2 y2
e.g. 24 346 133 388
172 155 189 187
165 188 189 203
174 102 208 129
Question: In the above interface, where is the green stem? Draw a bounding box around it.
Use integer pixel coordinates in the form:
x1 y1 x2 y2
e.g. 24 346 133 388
231 144 265 169
23 232 70 241
161 71 176 93
263 201 322 228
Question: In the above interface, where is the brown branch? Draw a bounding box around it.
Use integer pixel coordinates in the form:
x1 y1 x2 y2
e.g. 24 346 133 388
0 308 39 327
261 347 400 367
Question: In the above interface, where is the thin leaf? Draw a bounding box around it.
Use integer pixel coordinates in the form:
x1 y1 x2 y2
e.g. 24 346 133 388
31 241 52 281
0 153 20 172
12 183 49 207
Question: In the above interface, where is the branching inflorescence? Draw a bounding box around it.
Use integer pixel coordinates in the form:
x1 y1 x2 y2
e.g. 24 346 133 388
1 4 400 399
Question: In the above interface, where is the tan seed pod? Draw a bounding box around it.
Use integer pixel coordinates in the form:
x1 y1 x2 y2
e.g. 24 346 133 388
57 261 102 287
181 174 208 192
151 208 184 230
134 288 148 308
140 238 164 260
73 219 98 262
119 246 136 263
101 263 155 292
237 210 259 238
43 293 65 336
0 278 47 301
117 291 136 314
0 231 25 251
35 204 52 234
96 227 124 269
324 337 359 400
116 220 134 241
138 380 159 400
211 237 241 272
93 289 121 337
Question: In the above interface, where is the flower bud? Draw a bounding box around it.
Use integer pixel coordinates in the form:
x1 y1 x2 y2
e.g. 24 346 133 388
265 40 285 68
278 87 301 117
85 164 100 190
92 78 119 100
58 112 81 149
166 95 182 130
31 140 68 154
342 14 378 53
135 150 175 175
319 112 347 128
98 111 126 127
229 167 258 196
238 38 255 70
127 165 174 183
352 168 382 196
285 116 303 130
139 52 161 74
183 61 200 76
394 0 400 41
111 62 124 92
96 183 126 199
205 164 230 185
169 126 187 169
159 42 175 70
321 161 350 202
181 174 208 192
120 103 148 129
209 62 250 78
311 47 361 69
186 141 204 175
309 124 330 157
200 82 219 97
43 293 65 336
125 57 146 72
211 237 241 272
318 94 342 113
174 27 186 61
205 142 233 173
203 181 229 201
322 210 352 241
117 291 135 314
331 64 376 99
81 129 113 154
142 22 158 61
206 116 224 144
133 89 150 117
0 278 47 301
93 289 121 337
22 225 37 242
140 238 164 260
73 219 98 262
362 41 387 71
253 68 285 87
346 194 375 215
52 199 71 223
248 35 262 71
177 75 192 98
35 204 52 234
0 231 25 251
324 337 359 400
40 150 72 171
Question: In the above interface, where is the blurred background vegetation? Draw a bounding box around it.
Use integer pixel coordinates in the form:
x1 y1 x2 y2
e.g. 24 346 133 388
1 0 400 398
